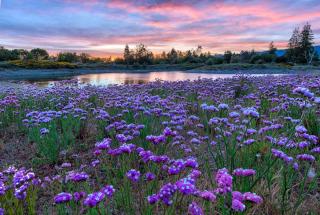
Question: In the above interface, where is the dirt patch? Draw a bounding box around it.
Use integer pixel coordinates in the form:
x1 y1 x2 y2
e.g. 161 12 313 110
0 128 35 168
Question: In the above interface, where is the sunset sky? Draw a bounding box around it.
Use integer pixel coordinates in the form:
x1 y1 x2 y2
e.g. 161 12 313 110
0 0 320 57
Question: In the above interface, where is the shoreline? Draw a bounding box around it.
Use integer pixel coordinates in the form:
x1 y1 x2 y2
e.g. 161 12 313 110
1 66 320 81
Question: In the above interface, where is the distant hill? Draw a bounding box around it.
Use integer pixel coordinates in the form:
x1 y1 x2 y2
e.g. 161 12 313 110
275 45 320 56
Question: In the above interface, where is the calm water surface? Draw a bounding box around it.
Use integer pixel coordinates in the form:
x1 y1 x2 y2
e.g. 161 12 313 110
26 71 279 87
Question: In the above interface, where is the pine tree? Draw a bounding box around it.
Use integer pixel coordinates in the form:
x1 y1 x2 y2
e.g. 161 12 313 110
287 27 300 63
167 48 178 64
224 51 232 64
299 23 315 64
124 44 133 65
269 41 277 55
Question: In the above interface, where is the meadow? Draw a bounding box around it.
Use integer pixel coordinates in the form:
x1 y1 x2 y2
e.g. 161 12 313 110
0 75 319 214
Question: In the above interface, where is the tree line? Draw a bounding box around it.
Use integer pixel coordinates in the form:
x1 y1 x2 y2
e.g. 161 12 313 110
119 23 318 66
0 23 318 65
0 48 107 63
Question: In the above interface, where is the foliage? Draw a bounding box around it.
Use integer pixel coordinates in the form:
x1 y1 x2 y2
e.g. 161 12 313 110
30 48 49 61
286 23 317 65
8 60 77 69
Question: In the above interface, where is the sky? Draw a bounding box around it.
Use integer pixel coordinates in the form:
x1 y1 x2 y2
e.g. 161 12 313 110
0 0 320 57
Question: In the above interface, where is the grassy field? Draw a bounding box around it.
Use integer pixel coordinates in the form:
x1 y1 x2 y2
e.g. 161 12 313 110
0 75 319 214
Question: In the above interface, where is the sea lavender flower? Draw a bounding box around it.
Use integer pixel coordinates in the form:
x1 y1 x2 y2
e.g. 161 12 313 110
185 157 199 168
95 138 111 150
83 192 105 207
298 141 310 149
91 159 100 167
296 154 315 162
93 149 101 156
314 97 320 104
73 191 86 202
147 194 159 204
189 169 202 179
3 166 17 174
233 168 256 177
295 125 307 134
126 169 141 182
210 141 217 146
198 190 216 202
116 134 132 143
243 139 255 145
232 191 244 202
163 127 177 137
61 162 72 168
145 172 156 181
40 128 49 135
119 143 136 153
246 128 257 135
271 149 294 164
242 107 259 118
215 168 233 195
293 87 314 98
188 201 204 215
229 111 240 118
218 103 229 110
158 183 177 205
101 185 115 198
232 199 246 212
293 162 299 170
67 172 89 182
0 208 4 215
176 177 196 195
243 192 263 204
146 135 166 145
311 147 320 153
0 181 5 196
54 192 73 204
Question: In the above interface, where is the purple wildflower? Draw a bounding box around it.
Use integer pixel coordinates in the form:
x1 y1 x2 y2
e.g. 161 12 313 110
0 181 6 196
296 154 315 162
83 192 105 207
126 169 141 182
54 192 73 204
311 147 320 153
40 128 49 135
158 183 177 205
95 138 111 150
101 185 115 198
198 190 216 202
295 125 307 134
176 178 196 195
233 168 256 177
215 168 233 195
243 192 263 204
61 162 72 168
147 194 159 204
73 191 86 202
67 172 89 182
145 172 156 181
232 199 246 212
188 201 204 215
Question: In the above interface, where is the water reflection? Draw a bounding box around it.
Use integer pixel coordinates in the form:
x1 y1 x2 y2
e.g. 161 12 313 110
25 71 275 87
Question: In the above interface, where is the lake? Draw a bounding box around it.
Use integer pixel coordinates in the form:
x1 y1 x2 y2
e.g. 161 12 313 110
23 71 282 87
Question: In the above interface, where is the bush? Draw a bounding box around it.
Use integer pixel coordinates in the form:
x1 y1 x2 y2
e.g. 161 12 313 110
275 55 288 63
205 58 214 65
8 60 78 69
250 55 261 64
260 54 274 63
212 57 224 65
